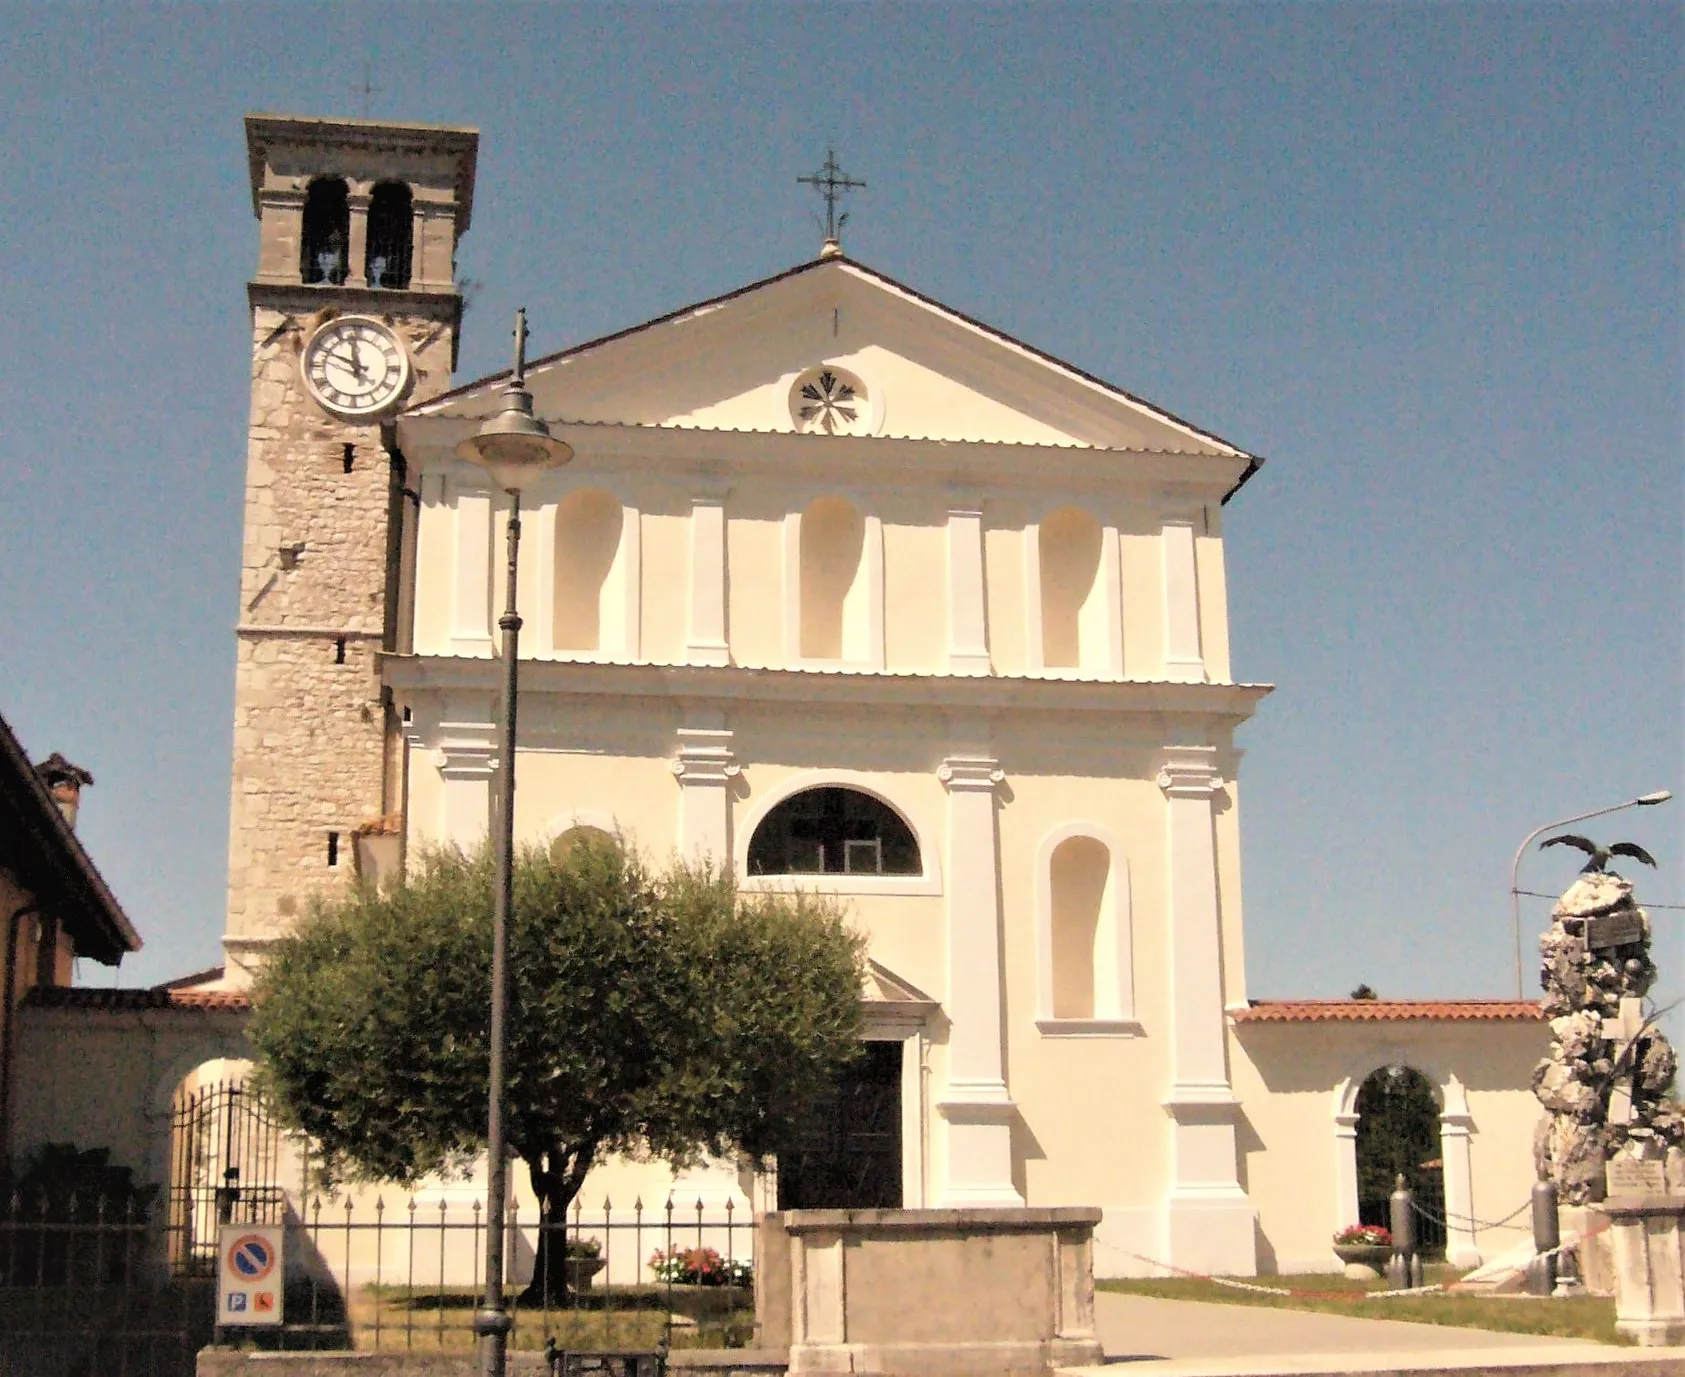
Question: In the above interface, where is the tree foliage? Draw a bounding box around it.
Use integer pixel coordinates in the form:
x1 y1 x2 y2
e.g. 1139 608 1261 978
1354 1065 1441 1207
249 839 866 1289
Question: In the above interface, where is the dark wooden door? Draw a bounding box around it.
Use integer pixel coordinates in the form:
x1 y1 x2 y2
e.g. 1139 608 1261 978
777 1040 903 1210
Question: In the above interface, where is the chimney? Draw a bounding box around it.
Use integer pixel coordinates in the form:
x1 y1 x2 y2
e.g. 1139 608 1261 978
34 753 94 830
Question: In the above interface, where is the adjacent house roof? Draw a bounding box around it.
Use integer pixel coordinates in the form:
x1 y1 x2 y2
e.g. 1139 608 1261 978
1231 999 1544 1024
24 985 248 1013
0 711 139 965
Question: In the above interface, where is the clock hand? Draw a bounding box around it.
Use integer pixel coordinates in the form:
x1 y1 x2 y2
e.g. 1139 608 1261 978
343 342 368 382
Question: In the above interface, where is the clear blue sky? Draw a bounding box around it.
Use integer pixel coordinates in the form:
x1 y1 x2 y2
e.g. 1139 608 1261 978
1 3 1678 1007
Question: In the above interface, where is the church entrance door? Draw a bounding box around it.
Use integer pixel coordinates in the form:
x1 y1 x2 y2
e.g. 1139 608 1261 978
777 1039 903 1210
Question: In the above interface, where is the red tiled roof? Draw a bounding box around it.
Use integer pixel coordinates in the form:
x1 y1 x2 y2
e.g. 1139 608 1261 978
24 985 250 1013
1232 999 1544 1024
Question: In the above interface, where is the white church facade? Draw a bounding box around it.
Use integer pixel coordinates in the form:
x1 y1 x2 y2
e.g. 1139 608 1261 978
193 112 1550 1279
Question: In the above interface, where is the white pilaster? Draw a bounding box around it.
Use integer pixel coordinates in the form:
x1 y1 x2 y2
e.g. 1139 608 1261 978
1334 1109 1361 1239
1440 1085 1481 1267
1157 747 1253 1272
1161 520 1205 683
672 727 738 864
935 754 1023 1207
437 704 496 848
685 491 730 665
946 504 991 675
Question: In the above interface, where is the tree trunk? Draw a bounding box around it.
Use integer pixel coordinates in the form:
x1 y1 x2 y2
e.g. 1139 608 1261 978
519 1144 594 1304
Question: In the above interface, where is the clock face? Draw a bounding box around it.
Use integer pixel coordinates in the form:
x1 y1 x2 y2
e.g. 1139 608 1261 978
301 317 411 418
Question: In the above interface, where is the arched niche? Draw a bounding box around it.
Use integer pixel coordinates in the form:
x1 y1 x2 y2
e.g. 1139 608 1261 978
300 177 350 285
1039 506 1103 670
550 824 620 864
365 181 413 288
553 489 627 654
798 497 867 660
1035 823 1137 1034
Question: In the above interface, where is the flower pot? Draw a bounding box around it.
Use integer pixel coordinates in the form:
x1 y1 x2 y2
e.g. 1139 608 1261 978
662 1282 752 1320
1332 1242 1390 1279
565 1256 606 1291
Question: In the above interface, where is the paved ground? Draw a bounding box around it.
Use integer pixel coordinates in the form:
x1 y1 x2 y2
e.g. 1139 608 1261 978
1090 1292 1613 1362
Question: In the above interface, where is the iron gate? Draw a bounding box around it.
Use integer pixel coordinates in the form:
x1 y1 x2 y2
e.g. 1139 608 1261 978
167 1078 287 1276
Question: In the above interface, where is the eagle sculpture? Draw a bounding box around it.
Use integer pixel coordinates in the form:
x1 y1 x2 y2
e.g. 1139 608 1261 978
1540 834 1658 874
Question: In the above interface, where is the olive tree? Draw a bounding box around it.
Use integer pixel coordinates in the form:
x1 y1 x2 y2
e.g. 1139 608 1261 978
248 838 865 1296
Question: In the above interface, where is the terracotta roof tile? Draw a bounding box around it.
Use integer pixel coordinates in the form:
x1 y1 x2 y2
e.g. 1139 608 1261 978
1231 999 1543 1024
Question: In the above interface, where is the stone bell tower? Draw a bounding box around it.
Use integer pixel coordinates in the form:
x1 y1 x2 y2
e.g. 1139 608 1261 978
223 114 478 985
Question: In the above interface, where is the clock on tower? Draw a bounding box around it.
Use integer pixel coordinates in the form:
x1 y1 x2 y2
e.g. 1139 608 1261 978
224 114 479 986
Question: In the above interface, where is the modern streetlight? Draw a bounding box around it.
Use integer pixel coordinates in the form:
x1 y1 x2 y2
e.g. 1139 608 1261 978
1509 789 1673 999
456 309 573 1377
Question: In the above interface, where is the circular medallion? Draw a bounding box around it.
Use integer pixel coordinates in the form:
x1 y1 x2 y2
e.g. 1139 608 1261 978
301 315 411 418
790 365 873 435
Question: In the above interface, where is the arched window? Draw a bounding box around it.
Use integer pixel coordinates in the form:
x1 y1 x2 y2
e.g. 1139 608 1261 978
300 178 350 285
553 489 625 653
1049 836 1111 1019
748 787 919 877
799 497 865 659
365 182 413 289
1354 1066 1447 1256
1039 506 1103 670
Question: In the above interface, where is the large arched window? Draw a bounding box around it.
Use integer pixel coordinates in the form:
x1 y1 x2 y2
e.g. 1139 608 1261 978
553 489 625 653
799 497 866 659
748 787 919 876
1038 506 1104 670
365 181 413 288
300 177 350 285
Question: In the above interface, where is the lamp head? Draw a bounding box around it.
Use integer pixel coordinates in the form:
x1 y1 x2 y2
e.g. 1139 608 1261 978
1636 790 1673 806
454 308 574 491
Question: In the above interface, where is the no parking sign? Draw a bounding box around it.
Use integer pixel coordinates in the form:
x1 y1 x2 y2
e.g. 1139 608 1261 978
217 1224 284 1326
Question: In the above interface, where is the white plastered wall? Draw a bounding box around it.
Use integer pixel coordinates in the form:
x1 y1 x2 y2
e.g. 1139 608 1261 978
1230 1019 1549 1276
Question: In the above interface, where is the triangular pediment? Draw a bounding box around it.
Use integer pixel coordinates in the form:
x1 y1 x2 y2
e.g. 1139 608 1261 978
864 958 938 1009
411 257 1250 458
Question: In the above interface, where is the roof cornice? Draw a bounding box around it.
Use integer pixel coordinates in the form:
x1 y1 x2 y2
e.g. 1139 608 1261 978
394 416 1249 503
381 655 1271 721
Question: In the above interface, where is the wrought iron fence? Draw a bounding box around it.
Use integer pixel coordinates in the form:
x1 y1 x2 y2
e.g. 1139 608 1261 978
267 1193 757 1357
0 1187 756 1369
0 1192 207 1377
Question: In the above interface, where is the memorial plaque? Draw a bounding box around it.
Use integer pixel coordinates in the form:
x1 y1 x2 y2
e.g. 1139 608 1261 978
1605 1156 1667 1197
1586 910 1644 950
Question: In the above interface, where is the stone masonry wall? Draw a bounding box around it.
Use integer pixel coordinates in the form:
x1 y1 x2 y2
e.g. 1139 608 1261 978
224 301 456 974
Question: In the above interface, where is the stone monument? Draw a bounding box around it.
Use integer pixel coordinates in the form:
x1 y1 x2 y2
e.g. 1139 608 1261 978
1533 866 1681 1202
1531 854 1684 1309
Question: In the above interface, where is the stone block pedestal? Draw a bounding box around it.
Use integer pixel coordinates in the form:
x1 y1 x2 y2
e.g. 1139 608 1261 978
1602 1196 1685 1346
757 1207 1103 1375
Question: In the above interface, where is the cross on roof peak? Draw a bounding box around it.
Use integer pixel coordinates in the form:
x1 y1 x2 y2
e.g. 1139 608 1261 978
352 62 380 118
798 147 865 258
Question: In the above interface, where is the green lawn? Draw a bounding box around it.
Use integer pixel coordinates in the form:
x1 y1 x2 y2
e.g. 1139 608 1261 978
1097 1271 1624 1346
343 1283 754 1352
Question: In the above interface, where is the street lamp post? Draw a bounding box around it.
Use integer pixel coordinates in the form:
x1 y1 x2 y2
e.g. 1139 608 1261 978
456 310 573 1377
1509 790 1672 999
